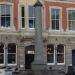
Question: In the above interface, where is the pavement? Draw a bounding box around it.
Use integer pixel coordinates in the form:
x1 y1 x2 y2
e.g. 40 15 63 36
12 69 66 75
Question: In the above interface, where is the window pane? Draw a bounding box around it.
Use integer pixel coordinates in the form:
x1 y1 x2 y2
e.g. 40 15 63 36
22 18 25 28
57 45 64 53
57 54 64 63
29 19 34 28
47 44 54 63
71 21 75 30
1 17 5 27
69 21 75 30
6 5 11 16
69 21 72 30
8 44 16 53
29 6 34 17
51 11 55 19
51 14 55 19
21 7 24 17
56 9 59 19
0 5 1 16
68 12 72 20
51 9 56 19
1 5 5 16
8 54 16 64
47 44 54 53
47 54 54 63
52 20 55 29
0 44 4 53
56 20 59 30
68 10 75 20
6 17 10 27
71 11 75 20
34 18 35 28
0 54 4 64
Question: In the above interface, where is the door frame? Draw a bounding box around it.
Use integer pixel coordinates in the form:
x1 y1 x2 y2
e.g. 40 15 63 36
25 45 35 69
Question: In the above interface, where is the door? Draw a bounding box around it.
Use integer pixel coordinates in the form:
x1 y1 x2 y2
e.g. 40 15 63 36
25 54 34 69
25 45 35 69
72 50 75 66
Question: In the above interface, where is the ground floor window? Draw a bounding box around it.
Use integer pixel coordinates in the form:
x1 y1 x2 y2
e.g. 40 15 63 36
57 44 65 64
47 44 55 64
7 43 16 64
0 43 17 65
0 43 4 64
47 44 65 65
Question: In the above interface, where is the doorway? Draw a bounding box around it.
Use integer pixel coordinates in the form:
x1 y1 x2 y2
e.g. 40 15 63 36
25 45 35 69
25 54 34 69
72 49 75 66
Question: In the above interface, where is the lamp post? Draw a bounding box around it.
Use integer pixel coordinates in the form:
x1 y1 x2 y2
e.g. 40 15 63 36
32 0 46 70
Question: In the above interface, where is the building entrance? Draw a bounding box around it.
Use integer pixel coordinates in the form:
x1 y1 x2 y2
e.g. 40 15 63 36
25 45 35 69
25 54 34 69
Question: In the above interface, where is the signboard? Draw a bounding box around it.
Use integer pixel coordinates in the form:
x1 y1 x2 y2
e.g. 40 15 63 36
28 51 34 54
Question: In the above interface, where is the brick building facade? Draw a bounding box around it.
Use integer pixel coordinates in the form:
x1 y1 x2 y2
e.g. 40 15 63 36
0 0 75 73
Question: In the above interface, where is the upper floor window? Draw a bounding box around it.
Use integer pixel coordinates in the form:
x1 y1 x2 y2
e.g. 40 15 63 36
68 10 75 30
51 8 61 30
29 6 35 28
0 4 12 28
20 6 25 28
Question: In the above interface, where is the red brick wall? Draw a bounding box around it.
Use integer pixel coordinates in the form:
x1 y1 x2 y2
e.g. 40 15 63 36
12 0 19 30
45 1 75 31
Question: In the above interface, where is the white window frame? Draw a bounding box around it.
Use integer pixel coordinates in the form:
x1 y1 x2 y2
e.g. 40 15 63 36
7 44 17 66
47 44 55 65
28 5 35 29
47 44 65 65
19 5 25 29
0 43 5 66
57 44 65 65
67 8 75 32
0 2 14 31
49 6 62 32
0 43 17 66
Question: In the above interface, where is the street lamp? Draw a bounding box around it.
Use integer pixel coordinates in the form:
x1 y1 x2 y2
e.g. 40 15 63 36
32 0 47 70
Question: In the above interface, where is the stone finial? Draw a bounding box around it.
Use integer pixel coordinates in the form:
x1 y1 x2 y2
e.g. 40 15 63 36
34 0 43 7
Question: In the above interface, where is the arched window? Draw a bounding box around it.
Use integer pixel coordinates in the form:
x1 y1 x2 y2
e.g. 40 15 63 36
47 44 55 64
57 44 65 64
7 43 16 64
0 43 4 64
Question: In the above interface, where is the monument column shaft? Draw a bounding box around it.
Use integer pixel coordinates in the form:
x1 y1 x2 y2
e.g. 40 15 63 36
34 7 45 63
32 1 46 70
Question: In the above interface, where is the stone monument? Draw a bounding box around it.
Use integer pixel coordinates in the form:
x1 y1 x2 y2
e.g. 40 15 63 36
32 0 47 71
